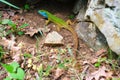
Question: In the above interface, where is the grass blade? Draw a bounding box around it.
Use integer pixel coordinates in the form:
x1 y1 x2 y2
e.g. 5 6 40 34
0 0 20 9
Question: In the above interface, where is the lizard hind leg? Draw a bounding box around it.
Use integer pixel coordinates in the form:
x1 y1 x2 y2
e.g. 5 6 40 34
66 20 74 25
66 19 78 25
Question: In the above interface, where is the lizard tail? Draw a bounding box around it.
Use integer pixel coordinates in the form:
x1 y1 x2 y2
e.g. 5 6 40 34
67 27 78 55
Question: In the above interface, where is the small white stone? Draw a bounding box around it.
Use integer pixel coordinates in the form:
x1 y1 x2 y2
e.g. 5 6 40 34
44 31 64 45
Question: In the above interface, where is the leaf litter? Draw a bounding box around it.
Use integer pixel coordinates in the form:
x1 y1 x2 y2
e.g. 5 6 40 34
0 8 120 80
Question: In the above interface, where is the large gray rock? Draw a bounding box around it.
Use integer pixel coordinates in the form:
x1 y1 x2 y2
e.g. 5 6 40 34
84 0 120 55
76 22 107 51
75 0 108 51
73 0 88 14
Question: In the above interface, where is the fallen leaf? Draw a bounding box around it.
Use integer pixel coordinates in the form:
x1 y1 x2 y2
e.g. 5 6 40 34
0 35 20 52
32 65 37 70
54 68 65 79
96 49 106 57
61 77 71 80
25 27 43 37
85 66 113 80
12 50 22 62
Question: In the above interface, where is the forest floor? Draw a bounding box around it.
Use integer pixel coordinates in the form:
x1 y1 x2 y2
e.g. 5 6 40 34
0 0 120 80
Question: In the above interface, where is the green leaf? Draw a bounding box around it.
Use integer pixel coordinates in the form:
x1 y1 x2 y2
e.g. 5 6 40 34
19 23 28 29
9 73 18 79
6 30 12 35
112 78 120 80
38 64 43 73
24 4 30 10
10 68 25 80
17 31 24 36
16 68 25 80
0 46 5 60
8 21 16 29
23 53 32 58
10 62 19 72
1 19 10 24
94 62 101 67
68 14 75 19
44 65 52 76
37 64 43 78
1 63 14 73
3 77 11 80
58 63 65 69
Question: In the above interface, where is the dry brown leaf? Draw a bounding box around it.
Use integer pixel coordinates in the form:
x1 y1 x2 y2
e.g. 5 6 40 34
96 49 106 57
85 66 113 80
54 68 65 79
12 50 22 62
0 36 20 52
25 27 43 37
61 77 71 80
91 58 98 64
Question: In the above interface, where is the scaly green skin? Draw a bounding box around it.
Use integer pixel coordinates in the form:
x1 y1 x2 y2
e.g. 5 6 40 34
38 10 78 54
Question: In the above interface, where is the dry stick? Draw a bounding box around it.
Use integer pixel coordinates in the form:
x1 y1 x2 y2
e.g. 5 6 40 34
80 65 89 80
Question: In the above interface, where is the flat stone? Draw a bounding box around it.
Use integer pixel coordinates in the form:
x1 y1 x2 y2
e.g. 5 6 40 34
44 31 64 45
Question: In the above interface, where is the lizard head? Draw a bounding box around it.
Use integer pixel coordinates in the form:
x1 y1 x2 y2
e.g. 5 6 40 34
38 10 48 18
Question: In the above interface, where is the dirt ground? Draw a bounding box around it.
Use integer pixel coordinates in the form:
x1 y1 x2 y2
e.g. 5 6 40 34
0 0 120 80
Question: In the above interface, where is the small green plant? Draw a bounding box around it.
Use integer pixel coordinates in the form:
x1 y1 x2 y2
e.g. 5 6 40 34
111 78 120 80
68 14 75 19
94 57 120 70
1 61 25 80
94 57 107 67
0 46 5 60
0 0 20 9
23 53 32 58
37 64 52 80
24 4 30 10
43 65 52 76
37 64 43 80
1 19 28 36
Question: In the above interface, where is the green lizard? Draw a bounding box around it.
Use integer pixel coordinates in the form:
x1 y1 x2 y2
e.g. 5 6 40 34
38 10 78 54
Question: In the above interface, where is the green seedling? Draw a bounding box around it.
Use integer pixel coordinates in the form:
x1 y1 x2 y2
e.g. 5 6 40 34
58 58 72 69
1 61 25 80
56 53 72 69
95 57 120 70
37 64 52 80
111 78 120 80
0 0 20 9
43 65 52 76
1 19 28 36
0 46 5 60
24 4 30 10
68 14 75 19
94 57 107 67
37 64 43 80
58 62 66 69
23 53 32 58
108 48 113 59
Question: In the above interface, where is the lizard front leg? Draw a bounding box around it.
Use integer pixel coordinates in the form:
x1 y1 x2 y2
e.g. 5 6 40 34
45 20 50 25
